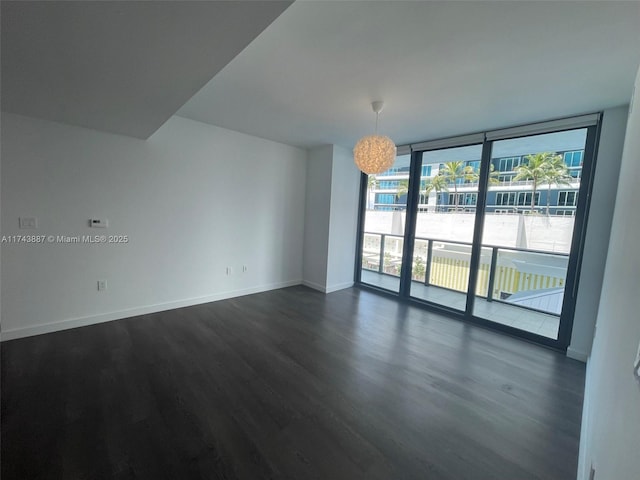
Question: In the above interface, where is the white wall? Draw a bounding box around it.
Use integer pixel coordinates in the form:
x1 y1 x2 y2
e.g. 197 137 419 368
0 113 307 340
302 145 360 293
577 66 640 479
568 106 628 361
302 145 332 291
326 145 360 292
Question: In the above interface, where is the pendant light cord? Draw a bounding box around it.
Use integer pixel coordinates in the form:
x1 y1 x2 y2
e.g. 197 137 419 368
375 112 379 135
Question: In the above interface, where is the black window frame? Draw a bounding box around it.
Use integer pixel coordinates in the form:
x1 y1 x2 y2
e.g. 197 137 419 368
354 113 603 352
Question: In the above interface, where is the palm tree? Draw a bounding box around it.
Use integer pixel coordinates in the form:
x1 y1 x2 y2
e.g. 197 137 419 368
439 161 478 210
488 163 500 185
543 154 572 215
367 175 377 210
422 174 449 210
396 179 409 200
513 152 559 213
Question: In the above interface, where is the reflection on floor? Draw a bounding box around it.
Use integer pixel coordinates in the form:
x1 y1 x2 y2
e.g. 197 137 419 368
361 270 559 339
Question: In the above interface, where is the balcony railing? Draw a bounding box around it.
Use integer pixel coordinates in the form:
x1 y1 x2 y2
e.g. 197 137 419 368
361 232 569 315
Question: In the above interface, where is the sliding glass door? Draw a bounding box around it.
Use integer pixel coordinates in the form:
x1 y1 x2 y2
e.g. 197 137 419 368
356 114 600 349
408 144 483 311
471 128 589 340
359 153 411 293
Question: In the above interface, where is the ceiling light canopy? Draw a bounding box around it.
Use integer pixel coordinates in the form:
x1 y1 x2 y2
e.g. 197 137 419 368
353 101 396 175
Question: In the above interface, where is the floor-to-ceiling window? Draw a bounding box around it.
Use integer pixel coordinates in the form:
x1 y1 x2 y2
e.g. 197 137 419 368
471 128 588 341
356 114 600 349
408 144 483 311
359 153 411 293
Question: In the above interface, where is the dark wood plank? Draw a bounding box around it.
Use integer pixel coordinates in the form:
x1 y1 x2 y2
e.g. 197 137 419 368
1 286 585 479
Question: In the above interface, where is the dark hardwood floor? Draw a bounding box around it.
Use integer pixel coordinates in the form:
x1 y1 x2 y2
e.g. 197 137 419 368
1 286 585 480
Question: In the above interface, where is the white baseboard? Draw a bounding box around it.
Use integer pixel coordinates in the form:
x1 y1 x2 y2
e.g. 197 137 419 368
567 346 589 363
0 280 302 341
325 281 354 293
301 280 327 293
577 360 593 480
301 280 354 294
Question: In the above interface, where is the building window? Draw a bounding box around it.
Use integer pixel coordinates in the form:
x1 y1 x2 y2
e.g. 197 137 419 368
376 194 396 205
497 156 522 172
517 192 540 206
496 192 516 206
421 165 432 177
466 160 480 170
564 151 583 167
496 191 540 208
379 180 399 190
378 166 411 177
445 192 477 206
558 190 577 206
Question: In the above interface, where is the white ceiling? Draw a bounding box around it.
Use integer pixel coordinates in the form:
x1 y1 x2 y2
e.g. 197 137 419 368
0 1 291 139
2 1 638 148
178 0 640 148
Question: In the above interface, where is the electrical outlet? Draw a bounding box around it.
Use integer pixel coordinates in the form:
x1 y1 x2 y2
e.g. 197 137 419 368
19 217 38 229
97 280 107 291
226 267 232 275
242 265 248 273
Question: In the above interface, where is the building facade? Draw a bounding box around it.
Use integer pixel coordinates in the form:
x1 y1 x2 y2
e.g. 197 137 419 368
369 149 583 216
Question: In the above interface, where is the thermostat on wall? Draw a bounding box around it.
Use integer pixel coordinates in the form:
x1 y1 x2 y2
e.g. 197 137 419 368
89 219 108 228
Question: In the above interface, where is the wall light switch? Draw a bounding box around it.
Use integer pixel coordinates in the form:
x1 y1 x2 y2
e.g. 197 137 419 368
89 219 108 228
19 217 38 229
